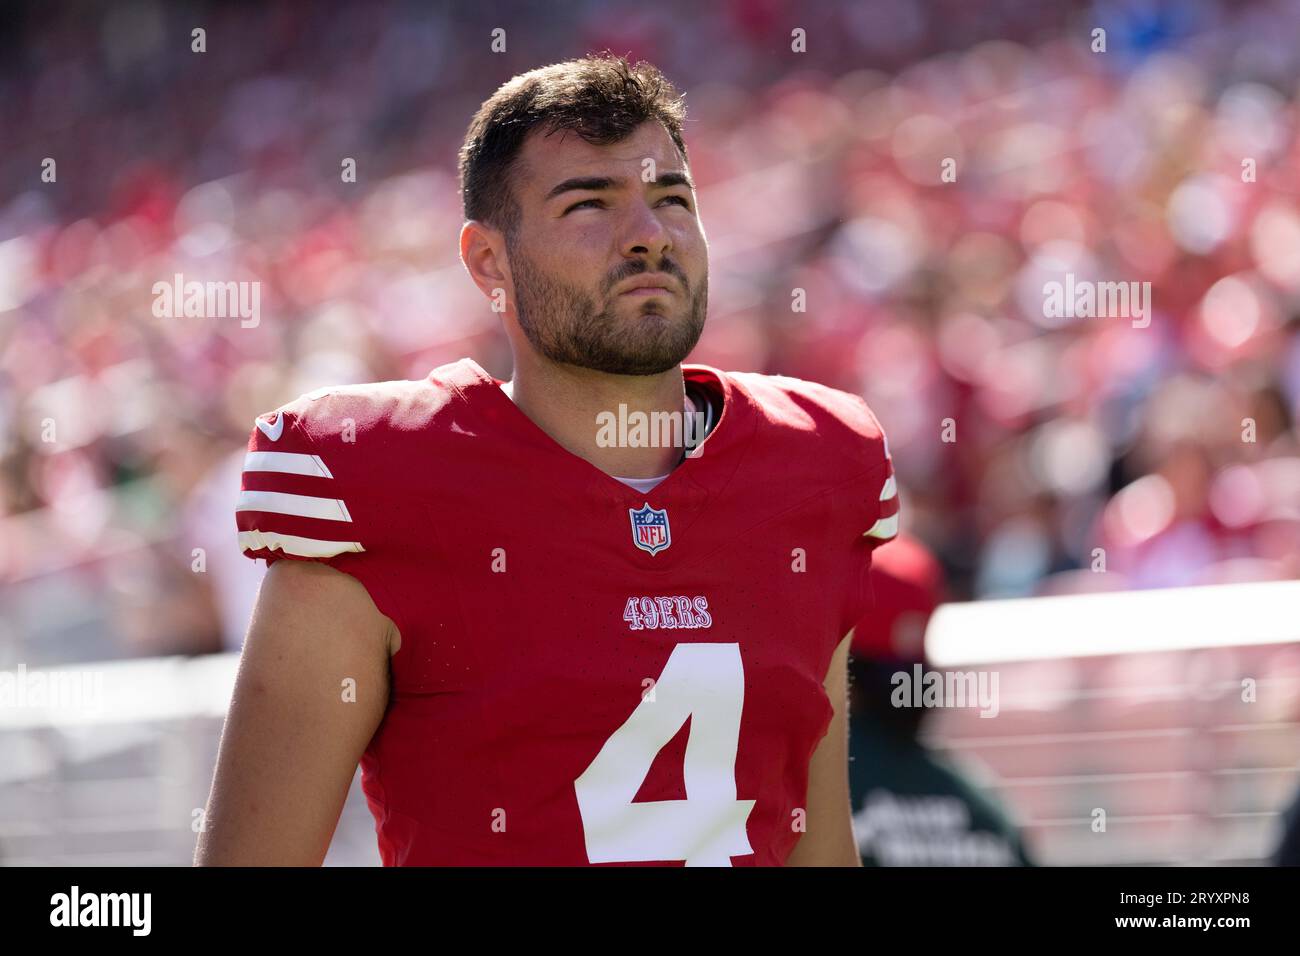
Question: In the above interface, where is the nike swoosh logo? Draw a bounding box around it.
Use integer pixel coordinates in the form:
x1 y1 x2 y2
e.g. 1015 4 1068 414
255 414 286 442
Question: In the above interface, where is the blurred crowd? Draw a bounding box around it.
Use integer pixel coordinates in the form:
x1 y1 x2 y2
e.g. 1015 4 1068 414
1 0 1299 664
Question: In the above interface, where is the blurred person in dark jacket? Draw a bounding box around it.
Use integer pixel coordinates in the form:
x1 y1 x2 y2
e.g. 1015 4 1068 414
849 533 1034 866
1272 779 1300 865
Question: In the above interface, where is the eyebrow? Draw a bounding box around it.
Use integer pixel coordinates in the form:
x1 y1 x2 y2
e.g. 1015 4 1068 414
544 171 695 203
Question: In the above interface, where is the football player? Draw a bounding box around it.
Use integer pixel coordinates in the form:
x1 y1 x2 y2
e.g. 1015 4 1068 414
196 53 898 866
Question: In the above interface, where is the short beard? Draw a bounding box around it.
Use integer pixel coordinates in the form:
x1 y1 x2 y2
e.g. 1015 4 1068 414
507 238 707 376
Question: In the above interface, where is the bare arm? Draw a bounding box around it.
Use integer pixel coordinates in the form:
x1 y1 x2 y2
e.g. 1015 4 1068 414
194 560 398 865
785 629 862 867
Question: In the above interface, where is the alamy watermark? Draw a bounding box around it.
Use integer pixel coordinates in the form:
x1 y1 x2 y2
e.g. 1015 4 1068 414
891 664 999 718
50 886 151 936
1043 272 1151 328
596 404 707 452
0 663 105 717
151 273 260 328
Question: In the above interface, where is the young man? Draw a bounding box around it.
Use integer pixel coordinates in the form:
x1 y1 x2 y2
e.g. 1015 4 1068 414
196 53 898 866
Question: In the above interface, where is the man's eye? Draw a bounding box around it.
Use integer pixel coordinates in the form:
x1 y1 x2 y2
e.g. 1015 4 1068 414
564 196 691 214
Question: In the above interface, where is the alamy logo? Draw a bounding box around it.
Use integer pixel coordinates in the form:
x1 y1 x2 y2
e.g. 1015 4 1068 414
0 663 103 716
50 886 151 936
152 272 260 328
891 664 1000 718
596 404 706 451
1042 272 1151 328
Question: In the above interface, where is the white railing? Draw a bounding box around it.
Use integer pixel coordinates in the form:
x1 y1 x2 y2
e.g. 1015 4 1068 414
2 579 1298 865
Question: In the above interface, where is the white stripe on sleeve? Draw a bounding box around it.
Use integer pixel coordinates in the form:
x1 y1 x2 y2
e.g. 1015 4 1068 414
238 530 364 558
242 451 334 478
236 490 353 522
865 513 899 540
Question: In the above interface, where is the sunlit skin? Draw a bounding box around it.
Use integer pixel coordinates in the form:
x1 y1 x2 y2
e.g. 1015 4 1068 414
459 120 710 479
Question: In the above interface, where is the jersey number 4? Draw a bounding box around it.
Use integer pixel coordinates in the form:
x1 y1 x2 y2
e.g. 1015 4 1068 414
573 642 756 866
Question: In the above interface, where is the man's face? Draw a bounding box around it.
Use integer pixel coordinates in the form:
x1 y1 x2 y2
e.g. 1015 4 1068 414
505 121 708 376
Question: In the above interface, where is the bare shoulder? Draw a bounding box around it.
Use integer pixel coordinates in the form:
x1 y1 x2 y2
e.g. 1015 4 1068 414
196 559 398 865
255 559 400 657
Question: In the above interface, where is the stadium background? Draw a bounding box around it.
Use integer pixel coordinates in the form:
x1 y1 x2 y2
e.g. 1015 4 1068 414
1 0 1298 865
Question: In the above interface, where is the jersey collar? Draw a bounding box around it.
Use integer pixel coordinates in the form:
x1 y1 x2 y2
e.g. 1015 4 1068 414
442 357 758 513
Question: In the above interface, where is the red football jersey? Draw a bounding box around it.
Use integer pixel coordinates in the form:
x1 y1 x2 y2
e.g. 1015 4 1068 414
236 357 899 865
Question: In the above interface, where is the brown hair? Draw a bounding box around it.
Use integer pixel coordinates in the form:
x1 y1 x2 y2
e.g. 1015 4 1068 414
457 52 689 244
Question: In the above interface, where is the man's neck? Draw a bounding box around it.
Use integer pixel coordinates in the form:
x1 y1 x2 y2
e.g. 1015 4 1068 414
502 355 689 480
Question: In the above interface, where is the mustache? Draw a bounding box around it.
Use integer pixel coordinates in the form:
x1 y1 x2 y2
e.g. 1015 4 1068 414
609 262 687 291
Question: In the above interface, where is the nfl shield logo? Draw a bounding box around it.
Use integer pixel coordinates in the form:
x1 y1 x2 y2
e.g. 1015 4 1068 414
629 503 672 556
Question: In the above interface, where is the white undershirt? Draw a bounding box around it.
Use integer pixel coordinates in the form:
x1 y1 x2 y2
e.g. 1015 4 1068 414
612 470 674 493
499 380 702 493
